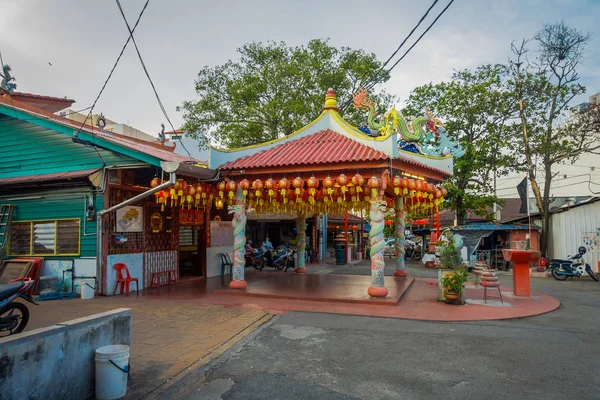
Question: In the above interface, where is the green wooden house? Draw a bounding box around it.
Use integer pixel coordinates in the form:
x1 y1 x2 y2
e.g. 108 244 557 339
0 91 215 295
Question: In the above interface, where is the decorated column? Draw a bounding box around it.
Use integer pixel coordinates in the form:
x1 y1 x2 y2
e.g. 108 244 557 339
394 196 408 277
367 176 388 297
295 214 307 273
228 187 247 289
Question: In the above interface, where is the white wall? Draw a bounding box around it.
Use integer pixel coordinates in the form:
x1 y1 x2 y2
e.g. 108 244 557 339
548 201 600 272
40 258 97 294
206 246 234 277
106 253 144 295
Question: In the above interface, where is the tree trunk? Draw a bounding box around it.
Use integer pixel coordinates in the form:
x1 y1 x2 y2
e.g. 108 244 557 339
455 194 465 226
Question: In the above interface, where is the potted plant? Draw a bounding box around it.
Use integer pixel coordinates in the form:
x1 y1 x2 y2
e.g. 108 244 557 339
436 233 465 300
439 267 469 304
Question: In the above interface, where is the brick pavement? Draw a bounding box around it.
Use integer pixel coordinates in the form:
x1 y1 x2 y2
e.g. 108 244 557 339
24 294 271 399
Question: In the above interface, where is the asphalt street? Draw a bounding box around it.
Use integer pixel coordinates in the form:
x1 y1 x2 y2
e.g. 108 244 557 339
158 260 600 400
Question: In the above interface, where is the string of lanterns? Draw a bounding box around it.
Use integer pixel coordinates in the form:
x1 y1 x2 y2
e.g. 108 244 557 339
149 173 448 216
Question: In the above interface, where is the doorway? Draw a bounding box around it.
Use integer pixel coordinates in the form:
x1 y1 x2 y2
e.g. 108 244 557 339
179 225 206 279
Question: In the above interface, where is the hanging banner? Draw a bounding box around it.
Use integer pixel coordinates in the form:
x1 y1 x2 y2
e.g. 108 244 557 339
179 208 205 226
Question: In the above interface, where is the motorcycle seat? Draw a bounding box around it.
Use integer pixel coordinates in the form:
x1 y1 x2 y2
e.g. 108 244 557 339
0 282 24 300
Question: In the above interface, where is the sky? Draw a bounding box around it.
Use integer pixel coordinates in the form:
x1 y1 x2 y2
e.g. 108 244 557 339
1 0 599 160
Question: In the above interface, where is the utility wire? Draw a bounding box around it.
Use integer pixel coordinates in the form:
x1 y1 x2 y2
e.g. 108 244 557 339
365 0 455 92
361 0 440 92
115 0 195 161
73 0 150 139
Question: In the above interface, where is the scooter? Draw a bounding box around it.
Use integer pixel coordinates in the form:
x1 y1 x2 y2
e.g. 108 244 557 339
245 245 266 270
261 245 290 271
548 246 599 281
0 279 38 337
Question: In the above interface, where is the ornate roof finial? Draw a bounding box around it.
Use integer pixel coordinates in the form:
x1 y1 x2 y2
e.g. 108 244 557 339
323 88 339 111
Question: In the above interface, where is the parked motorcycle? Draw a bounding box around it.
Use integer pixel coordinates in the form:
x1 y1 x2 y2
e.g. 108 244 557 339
0 279 37 337
412 243 422 261
245 245 266 270
548 246 599 281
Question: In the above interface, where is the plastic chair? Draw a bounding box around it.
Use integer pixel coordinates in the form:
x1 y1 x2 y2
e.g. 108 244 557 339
219 253 233 277
113 263 139 296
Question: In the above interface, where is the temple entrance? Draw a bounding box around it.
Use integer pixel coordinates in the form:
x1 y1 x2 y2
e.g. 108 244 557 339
178 208 207 280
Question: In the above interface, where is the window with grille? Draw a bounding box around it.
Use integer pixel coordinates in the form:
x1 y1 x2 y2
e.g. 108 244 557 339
9 219 80 256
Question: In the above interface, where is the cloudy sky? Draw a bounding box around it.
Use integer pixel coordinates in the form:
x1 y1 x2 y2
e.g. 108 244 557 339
1 0 599 153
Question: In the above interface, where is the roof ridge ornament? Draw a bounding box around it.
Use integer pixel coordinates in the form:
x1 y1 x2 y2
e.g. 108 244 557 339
323 88 339 111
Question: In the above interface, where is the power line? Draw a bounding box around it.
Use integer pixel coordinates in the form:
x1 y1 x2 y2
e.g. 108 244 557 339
73 0 150 139
365 0 455 92
362 0 440 91
115 0 195 162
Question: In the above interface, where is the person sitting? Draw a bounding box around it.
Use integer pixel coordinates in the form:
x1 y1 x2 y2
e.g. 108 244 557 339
263 237 273 250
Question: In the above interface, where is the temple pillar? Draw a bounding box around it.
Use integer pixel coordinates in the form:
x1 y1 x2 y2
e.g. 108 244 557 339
368 198 388 297
295 214 307 273
394 196 408 277
229 189 247 289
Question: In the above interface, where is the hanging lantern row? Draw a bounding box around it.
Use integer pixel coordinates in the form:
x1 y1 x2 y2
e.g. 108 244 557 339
148 173 448 215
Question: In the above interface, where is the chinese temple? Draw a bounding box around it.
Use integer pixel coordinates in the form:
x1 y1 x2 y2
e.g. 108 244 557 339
195 89 459 297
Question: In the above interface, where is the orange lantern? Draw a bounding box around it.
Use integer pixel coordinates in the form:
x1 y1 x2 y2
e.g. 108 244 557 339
401 177 409 195
440 187 448 197
157 190 167 211
307 176 319 195
279 177 290 202
217 181 227 198
351 224 358 230
362 186 371 201
415 180 423 194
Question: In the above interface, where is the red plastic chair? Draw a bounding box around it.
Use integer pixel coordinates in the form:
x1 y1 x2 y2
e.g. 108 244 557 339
113 263 139 296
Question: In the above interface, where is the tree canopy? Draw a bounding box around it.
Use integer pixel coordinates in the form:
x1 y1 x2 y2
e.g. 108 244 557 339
179 39 394 148
404 64 519 225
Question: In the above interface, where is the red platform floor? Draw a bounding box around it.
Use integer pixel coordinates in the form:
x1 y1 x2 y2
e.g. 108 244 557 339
139 271 560 322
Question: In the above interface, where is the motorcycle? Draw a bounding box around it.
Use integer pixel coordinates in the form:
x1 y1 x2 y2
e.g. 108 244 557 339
245 245 266 270
548 246 599 281
412 243 422 261
261 245 295 271
0 279 38 337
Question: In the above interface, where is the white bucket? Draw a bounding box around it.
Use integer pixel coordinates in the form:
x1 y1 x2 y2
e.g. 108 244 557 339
95 344 130 400
81 278 95 300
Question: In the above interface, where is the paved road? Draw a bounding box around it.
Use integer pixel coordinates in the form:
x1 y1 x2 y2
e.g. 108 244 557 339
160 261 600 400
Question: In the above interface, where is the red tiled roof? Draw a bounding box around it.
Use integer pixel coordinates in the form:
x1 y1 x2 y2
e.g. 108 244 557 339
0 169 100 186
10 91 75 103
219 129 389 170
0 94 203 165
396 154 452 178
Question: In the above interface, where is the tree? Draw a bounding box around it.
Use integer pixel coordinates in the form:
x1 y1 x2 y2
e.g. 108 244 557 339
404 65 519 225
179 39 395 148
509 22 599 256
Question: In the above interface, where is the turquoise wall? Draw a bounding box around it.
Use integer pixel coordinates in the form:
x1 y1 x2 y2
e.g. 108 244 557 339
3 188 103 258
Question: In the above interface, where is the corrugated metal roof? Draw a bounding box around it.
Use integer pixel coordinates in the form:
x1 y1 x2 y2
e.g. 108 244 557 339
452 223 538 231
0 95 203 165
0 168 99 186
219 129 389 170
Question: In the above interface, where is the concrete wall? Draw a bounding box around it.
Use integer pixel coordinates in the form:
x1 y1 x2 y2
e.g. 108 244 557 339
0 308 131 400
206 246 233 277
39 257 97 294
106 253 144 295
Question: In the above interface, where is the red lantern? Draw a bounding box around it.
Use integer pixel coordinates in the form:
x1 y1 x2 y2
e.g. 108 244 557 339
440 187 448 197
239 179 251 197
351 225 358 231
408 179 416 191
435 189 442 199
415 180 423 193
150 177 161 188
323 176 335 198
392 174 402 195
292 176 305 196
157 190 167 211
367 176 381 199
279 177 290 202
336 173 349 187
217 181 227 198
352 173 365 188
252 179 263 198
225 180 237 199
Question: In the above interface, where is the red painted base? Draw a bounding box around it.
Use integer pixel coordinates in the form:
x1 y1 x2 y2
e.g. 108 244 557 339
393 270 408 277
368 286 388 298
229 280 248 290
295 267 307 273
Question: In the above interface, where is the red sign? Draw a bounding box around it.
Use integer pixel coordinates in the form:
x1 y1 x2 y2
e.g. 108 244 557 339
179 208 205 226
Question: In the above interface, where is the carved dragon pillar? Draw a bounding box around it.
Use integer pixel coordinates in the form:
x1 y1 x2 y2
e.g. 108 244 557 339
368 198 388 297
295 214 307 273
394 196 408 277
228 188 247 289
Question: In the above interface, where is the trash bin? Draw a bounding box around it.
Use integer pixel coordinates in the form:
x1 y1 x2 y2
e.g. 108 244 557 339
335 240 346 265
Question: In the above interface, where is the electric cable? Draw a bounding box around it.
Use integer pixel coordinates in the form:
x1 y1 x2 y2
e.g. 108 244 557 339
115 0 195 161
73 0 150 139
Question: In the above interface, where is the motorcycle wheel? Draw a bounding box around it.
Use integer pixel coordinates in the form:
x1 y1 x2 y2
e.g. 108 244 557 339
413 252 422 261
587 269 599 282
0 302 29 337
259 259 265 271
276 262 285 271
551 267 568 281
